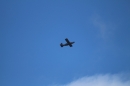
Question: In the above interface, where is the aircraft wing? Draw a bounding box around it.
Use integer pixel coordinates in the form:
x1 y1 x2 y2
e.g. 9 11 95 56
69 44 72 47
65 38 70 44
65 38 73 47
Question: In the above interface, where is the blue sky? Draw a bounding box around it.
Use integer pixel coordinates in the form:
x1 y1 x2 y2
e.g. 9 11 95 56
1 0 130 86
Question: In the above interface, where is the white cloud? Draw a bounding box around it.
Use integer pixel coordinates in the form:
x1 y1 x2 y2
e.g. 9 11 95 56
60 73 130 86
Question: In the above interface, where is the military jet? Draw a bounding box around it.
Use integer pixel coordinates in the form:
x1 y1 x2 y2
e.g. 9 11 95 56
60 38 75 47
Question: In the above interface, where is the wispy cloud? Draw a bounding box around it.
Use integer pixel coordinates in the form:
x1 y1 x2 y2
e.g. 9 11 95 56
57 73 130 86
91 14 116 40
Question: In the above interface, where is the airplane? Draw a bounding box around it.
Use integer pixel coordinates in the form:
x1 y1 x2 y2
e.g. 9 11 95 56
60 38 75 47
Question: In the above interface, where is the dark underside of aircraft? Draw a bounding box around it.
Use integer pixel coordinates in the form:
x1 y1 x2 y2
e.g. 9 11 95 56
60 38 75 47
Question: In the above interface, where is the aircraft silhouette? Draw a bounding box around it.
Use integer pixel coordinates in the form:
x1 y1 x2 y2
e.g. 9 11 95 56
60 38 75 47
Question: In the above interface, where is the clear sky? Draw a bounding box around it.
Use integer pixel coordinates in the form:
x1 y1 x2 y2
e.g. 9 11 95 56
1 0 130 86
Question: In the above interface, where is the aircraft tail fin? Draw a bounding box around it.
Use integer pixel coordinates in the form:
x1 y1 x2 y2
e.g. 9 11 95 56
60 43 63 47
